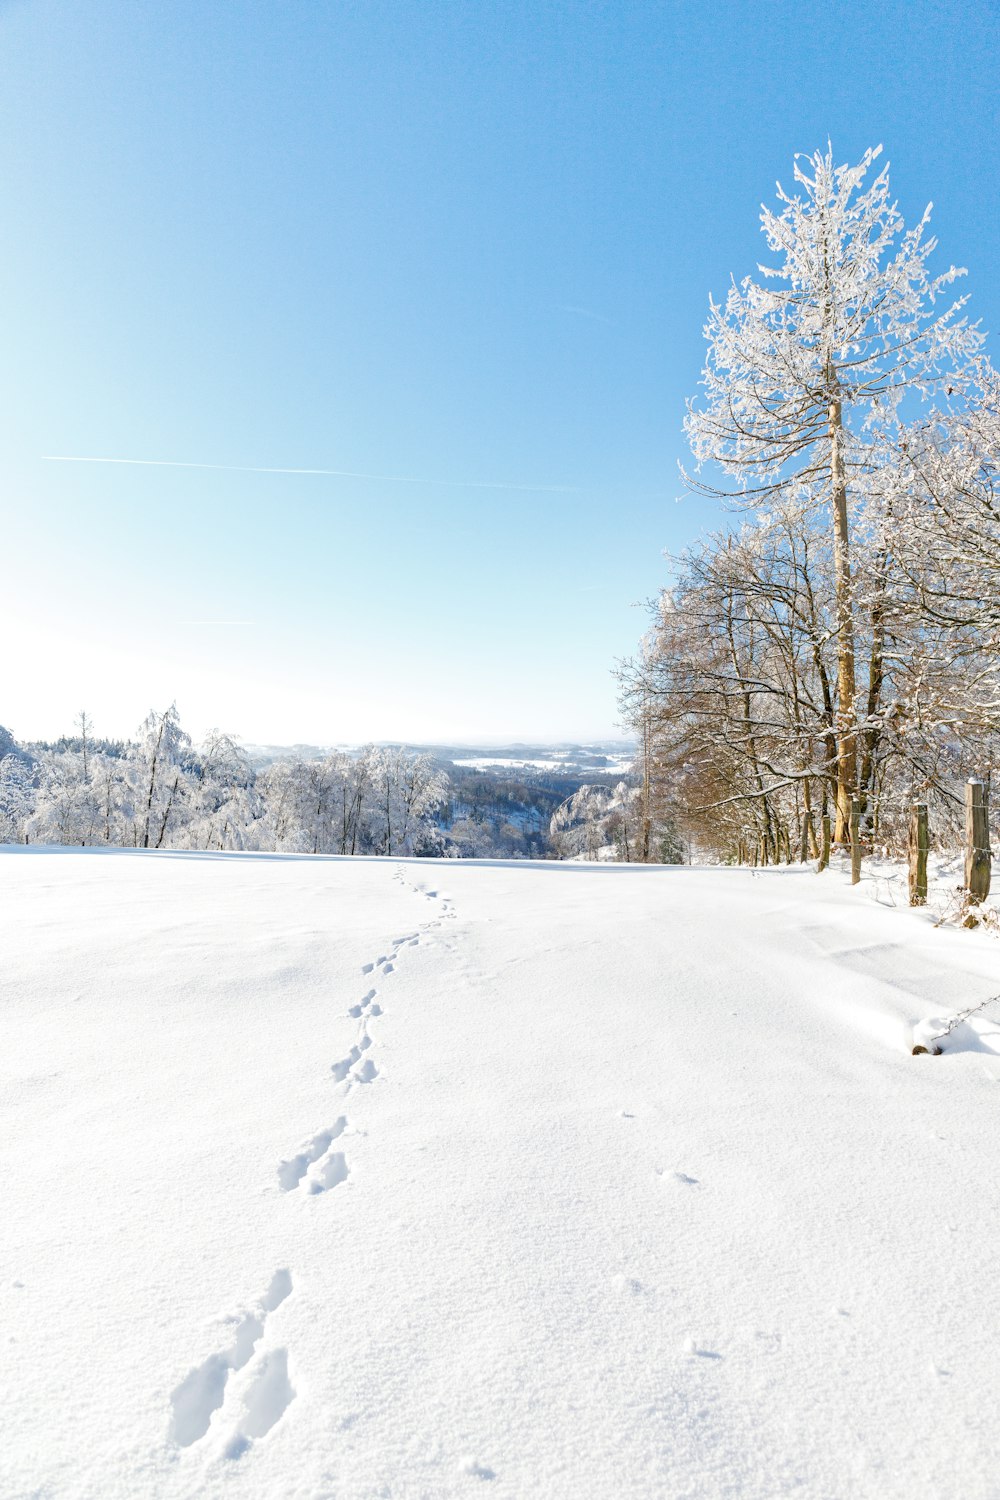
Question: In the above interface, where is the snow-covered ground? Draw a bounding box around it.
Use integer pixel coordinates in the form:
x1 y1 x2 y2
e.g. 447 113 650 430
3 848 1000 1500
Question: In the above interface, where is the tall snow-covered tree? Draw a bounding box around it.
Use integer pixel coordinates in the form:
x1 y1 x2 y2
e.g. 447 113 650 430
127 704 193 849
0 753 34 843
183 731 260 850
368 748 447 857
28 749 101 845
685 145 982 840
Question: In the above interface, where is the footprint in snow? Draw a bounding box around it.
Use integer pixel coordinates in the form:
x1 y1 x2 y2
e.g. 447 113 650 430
682 1337 722 1359
277 1119 346 1192
168 1269 292 1448
348 988 379 1019
306 1151 349 1193
223 1347 296 1459
659 1169 701 1188
331 1046 362 1084
331 1033 371 1083
458 1456 496 1480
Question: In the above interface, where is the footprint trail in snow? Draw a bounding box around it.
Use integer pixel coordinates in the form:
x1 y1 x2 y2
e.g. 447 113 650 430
283 874 455 1201
167 876 456 1465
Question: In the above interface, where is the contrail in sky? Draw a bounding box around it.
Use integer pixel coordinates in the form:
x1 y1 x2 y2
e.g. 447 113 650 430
43 455 578 494
557 303 618 327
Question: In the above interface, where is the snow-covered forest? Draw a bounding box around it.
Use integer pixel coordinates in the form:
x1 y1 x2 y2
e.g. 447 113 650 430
0 710 449 856
619 147 999 867
0 711 662 861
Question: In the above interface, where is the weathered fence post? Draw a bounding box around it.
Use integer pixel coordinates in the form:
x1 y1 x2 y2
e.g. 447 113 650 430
908 803 928 906
818 813 831 872
850 798 862 885
965 780 992 905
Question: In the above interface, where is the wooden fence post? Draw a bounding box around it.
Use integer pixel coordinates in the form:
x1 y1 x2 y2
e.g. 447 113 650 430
965 780 992 905
818 813 831 872
850 798 862 885
908 803 928 906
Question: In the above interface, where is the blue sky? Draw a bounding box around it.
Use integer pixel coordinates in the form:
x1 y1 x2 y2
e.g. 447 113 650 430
2 0 997 745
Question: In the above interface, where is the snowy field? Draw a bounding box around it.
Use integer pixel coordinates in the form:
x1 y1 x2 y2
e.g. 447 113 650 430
3 848 1000 1500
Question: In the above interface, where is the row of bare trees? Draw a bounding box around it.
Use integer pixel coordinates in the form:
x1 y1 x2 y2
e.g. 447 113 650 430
620 147 999 864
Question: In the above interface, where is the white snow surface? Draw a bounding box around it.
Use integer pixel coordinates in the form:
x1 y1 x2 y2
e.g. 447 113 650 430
3 848 1000 1499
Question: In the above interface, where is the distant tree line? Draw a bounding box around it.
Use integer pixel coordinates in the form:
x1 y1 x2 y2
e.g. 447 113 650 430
0 709 655 861
0 707 449 856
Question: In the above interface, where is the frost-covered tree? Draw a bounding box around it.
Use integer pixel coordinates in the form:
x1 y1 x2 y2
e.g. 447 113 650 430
445 815 496 859
0 753 34 843
550 782 681 862
368 748 448 857
28 749 103 845
19 712 134 847
329 751 375 856
257 747 447 857
896 364 1000 661
89 750 129 845
256 757 331 853
550 784 612 859
0 724 23 763
126 705 193 849
183 731 260 850
685 145 982 840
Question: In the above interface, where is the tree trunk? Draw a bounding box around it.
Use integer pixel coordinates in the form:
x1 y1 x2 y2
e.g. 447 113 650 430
818 813 831 872
850 797 862 885
155 774 180 849
858 552 887 837
803 779 819 859
829 395 858 844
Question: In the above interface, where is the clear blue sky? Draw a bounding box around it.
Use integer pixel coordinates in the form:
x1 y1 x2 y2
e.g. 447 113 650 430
2 0 997 745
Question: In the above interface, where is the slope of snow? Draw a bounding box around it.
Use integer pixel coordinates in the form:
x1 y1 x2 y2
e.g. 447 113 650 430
3 848 999 1499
